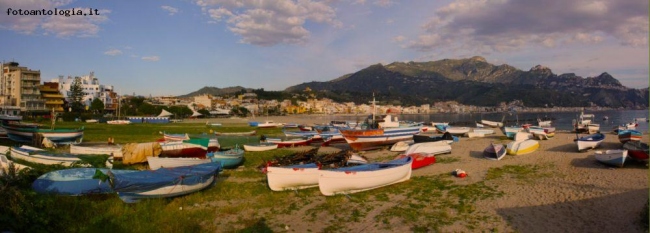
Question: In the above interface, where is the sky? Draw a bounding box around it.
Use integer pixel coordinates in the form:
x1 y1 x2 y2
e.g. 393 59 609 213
0 0 647 96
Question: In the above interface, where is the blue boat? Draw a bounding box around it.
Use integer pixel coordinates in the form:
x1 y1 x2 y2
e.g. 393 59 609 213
32 168 137 196
107 162 222 203
248 121 259 127
208 146 244 168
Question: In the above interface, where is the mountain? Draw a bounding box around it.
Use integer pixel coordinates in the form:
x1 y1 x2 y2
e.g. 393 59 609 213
178 86 251 98
284 57 649 108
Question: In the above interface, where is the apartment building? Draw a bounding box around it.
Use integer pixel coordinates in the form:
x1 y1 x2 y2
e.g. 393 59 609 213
39 82 65 112
0 62 47 112
51 72 117 112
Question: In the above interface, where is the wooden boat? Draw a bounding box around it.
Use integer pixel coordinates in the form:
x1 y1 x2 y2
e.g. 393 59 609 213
32 168 137 195
69 142 124 159
618 130 642 144
159 138 209 158
147 156 211 170
209 146 244 168
162 132 190 141
282 129 320 138
395 153 435 169
404 141 451 156
266 163 320 191
320 134 346 146
162 133 220 152
105 162 222 203
266 137 311 148
413 132 457 144
2 123 84 145
340 126 421 151
506 139 539 155
243 142 278 152
467 132 485 138
318 156 412 196
594 149 628 167
10 146 83 166
575 133 605 151
480 120 503 128
214 130 257 136
484 143 506 160
473 129 495 135
623 141 649 162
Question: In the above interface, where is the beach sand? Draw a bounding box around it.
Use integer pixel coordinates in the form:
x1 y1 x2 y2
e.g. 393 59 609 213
202 116 648 232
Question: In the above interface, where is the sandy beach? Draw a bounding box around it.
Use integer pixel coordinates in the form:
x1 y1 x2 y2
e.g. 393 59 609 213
199 115 648 232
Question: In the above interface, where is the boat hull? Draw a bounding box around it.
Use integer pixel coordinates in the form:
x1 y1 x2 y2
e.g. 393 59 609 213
210 148 244 168
341 127 421 151
70 143 123 158
484 144 506 160
147 157 211 170
318 156 412 196
243 143 278 152
575 133 605 151
32 168 137 195
267 163 320 191
506 139 540 155
4 125 84 144
594 150 628 167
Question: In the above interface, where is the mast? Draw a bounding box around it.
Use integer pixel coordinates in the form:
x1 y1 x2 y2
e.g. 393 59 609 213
372 93 376 127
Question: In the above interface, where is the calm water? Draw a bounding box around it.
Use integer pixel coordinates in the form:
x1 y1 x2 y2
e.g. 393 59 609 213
325 109 649 132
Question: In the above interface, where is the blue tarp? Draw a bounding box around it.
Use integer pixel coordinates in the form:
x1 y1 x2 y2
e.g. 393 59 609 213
32 168 137 196
127 117 170 124
109 162 221 193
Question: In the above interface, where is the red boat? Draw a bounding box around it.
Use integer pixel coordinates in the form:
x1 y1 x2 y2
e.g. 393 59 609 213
395 153 436 169
159 139 209 159
266 137 311 148
623 141 649 162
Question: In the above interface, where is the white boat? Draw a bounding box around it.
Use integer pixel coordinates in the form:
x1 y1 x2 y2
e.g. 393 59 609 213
480 120 503 128
257 121 279 128
147 156 211 170
506 139 539 155
318 156 412 196
107 120 131 125
537 118 552 127
594 149 628 167
513 132 533 141
85 119 98 123
473 129 494 135
70 142 124 158
467 132 485 138
503 126 524 139
575 133 605 151
404 141 451 155
243 142 278 152
267 163 320 191
10 146 83 166
390 141 411 152
445 127 470 136
0 153 29 175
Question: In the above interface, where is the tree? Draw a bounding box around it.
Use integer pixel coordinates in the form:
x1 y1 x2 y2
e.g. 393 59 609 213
68 77 85 113
89 98 104 114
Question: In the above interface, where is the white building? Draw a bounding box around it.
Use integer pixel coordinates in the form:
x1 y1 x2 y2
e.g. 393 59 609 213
51 72 116 108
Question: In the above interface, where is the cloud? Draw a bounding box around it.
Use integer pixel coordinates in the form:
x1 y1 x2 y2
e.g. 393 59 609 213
141 56 160 61
196 0 340 46
0 0 110 38
407 0 649 53
104 49 123 56
161 5 179 15
392 35 405 42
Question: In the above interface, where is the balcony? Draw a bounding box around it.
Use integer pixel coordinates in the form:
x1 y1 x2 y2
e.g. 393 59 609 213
45 99 64 105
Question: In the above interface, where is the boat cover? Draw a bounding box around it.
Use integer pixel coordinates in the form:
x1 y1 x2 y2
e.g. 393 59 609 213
109 162 221 193
122 142 162 165
32 168 137 195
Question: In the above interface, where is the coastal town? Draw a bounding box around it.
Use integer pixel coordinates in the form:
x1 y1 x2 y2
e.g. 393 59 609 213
1 61 614 119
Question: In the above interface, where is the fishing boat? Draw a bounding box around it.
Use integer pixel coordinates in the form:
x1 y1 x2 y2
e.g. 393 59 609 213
266 137 312 148
340 126 421 151
104 162 222 203
209 146 244 168
318 156 412 196
266 163 321 191
618 129 642 144
243 142 278 152
594 149 628 167
574 112 599 134
537 118 552 127
483 143 506 160
473 128 495 135
623 141 649 162
506 139 539 155
147 156 211 170
575 133 606 151
214 130 257 136
257 121 279 128
320 133 346 146
2 123 84 145
404 141 452 156
159 138 209 158
32 168 137 195
69 142 124 159
395 153 435 169
412 132 457 144
10 146 84 166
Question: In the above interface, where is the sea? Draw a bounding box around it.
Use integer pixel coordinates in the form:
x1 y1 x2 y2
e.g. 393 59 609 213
321 109 649 132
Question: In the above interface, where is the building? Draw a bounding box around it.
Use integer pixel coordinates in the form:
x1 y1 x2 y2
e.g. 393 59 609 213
39 82 65 112
0 62 47 112
51 71 117 111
